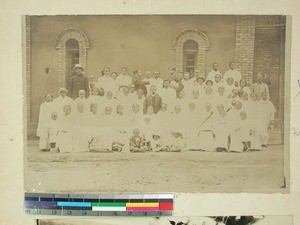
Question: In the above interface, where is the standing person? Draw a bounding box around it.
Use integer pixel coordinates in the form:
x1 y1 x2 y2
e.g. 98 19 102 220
48 112 60 153
257 92 276 147
143 71 154 93
143 85 163 114
152 71 164 90
132 69 149 96
115 67 132 90
251 73 269 100
96 67 115 94
159 79 177 109
52 87 73 117
206 63 222 82
170 72 184 97
69 64 89 99
36 94 54 151
88 75 96 95
223 62 242 86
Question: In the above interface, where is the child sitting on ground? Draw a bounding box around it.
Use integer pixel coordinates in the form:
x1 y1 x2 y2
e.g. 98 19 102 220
129 128 147 153
151 132 165 152
166 131 185 152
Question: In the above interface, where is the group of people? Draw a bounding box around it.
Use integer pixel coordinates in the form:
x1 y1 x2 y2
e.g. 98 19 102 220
36 62 276 153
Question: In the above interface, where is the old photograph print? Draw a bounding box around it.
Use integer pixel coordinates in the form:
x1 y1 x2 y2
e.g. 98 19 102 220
24 15 288 193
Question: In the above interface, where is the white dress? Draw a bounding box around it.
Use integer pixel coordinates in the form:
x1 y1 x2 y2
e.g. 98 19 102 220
197 111 216 151
36 101 54 149
56 113 74 153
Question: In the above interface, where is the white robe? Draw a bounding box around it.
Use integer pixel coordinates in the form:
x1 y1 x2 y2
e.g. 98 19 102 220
197 110 216 151
56 113 74 153
223 69 242 84
36 101 54 149
52 96 73 117
72 112 90 152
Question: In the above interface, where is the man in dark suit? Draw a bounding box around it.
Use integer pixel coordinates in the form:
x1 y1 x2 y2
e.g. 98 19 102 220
69 64 89 99
143 85 163 114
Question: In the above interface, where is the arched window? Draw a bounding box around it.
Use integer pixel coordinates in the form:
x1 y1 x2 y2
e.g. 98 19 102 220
55 28 90 88
173 29 209 76
66 39 79 88
183 40 198 73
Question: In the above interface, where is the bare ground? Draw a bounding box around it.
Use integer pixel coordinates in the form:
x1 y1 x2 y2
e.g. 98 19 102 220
25 140 285 193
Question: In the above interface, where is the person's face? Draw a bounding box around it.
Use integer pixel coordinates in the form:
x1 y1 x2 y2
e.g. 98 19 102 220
232 89 239 97
188 103 195 111
206 81 213 86
90 76 95 82
91 104 98 114
123 88 129 96
117 105 124 115
161 103 167 112
133 129 140 136
103 68 110 76
168 67 174 74
178 90 185 99
217 104 224 113
227 78 234 86
154 72 159 78
147 106 154 115
194 71 200 77
262 92 268 100
183 73 190 81
257 75 263 83
206 104 212 112
213 63 218 71
137 89 144 98
250 94 257 101
129 86 135 93
242 92 249 101
45 94 53 102
77 104 84 113
106 91 113 99
92 88 99 96
132 104 139 113
163 80 170 88
205 87 212 95
240 79 247 87
63 105 71 116
51 112 58 120
145 71 151 78
153 135 160 140
60 91 67 97
234 102 242 110
79 90 85 98
197 78 204 85
174 105 181 114
121 68 127 75
215 75 221 83
150 86 157 95
240 112 247 120
218 86 225 95
99 88 105 96
177 74 183 81
75 68 82 75
111 73 117 80
192 90 199 99
229 62 235 70
105 107 112 115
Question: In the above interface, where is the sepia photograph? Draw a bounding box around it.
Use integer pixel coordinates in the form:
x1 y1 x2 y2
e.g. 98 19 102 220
37 216 293 225
24 15 289 193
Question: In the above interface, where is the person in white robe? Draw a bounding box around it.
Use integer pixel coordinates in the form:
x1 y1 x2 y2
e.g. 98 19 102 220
257 92 276 147
239 79 252 96
101 90 117 116
182 72 194 98
56 105 74 153
87 87 104 111
152 71 164 91
159 79 177 110
206 63 222 82
72 103 90 152
214 86 231 111
143 71 154 94
174 89 189 113
229 111 251 152
248 93 262 150
132 88 145 111
166 132 185 152
213 109 230 152
117 86 134 114
52 87 73 118
37 94 54 151
47 112 60 153
74 89 88 109
224 77 236 96
115 67 132 89
130 103 142 126
88 75 96 95
212 73 223 93
223 62 242 86
96 67 115 94
196 103 215 151
185 102 201 150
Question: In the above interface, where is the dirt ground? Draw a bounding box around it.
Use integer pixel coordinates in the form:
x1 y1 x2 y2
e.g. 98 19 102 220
25 140 286 193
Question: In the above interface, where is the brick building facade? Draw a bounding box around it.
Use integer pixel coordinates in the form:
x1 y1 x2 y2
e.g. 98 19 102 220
25 15 286 131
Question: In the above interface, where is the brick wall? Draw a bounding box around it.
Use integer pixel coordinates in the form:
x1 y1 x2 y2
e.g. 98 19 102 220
234 16 256 82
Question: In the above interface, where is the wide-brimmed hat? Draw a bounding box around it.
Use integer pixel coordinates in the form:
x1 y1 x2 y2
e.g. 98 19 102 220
74 64 84 70
58 87 68 93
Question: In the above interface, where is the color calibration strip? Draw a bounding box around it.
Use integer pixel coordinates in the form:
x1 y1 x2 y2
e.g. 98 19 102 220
24 193 174 216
